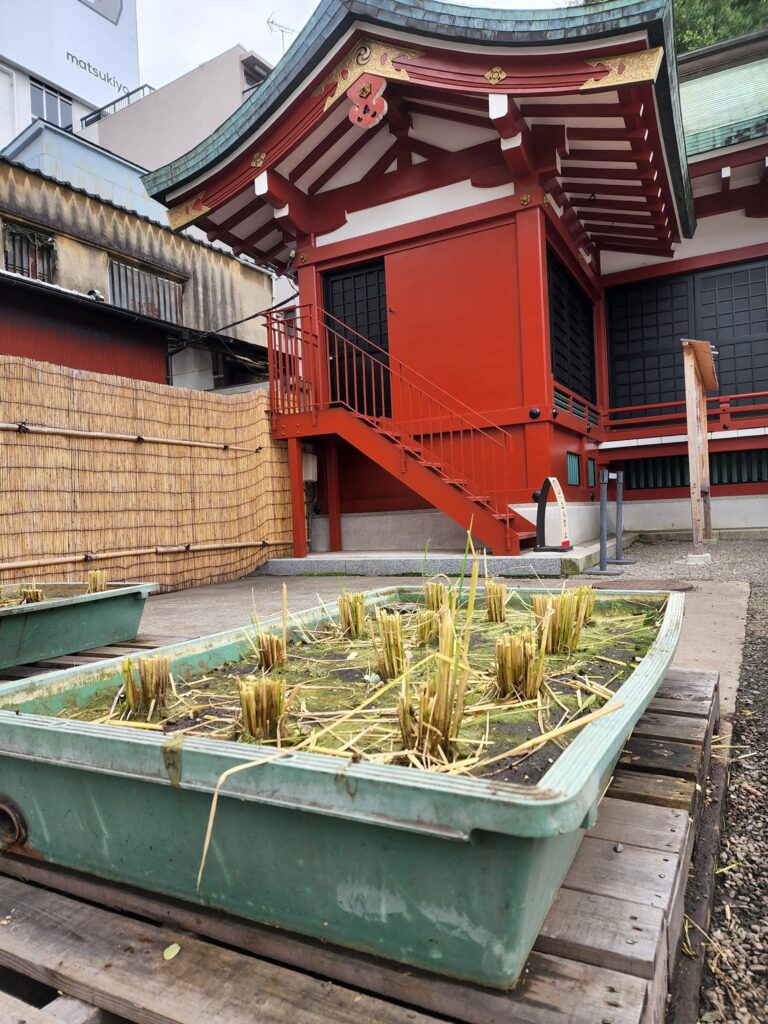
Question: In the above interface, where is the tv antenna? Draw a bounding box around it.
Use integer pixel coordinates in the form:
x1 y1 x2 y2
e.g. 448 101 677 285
267 14 297 54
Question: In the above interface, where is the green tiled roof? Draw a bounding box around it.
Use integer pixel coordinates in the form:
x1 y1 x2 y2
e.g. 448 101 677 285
682 56 768 156
143 0 695 237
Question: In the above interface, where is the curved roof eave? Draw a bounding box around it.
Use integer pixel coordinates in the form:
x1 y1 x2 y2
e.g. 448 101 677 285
143 0 695 238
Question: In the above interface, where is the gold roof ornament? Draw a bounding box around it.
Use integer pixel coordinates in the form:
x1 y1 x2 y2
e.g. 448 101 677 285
166 191 211 230
484 66 508 85
251 152 267 168
581 47 664 91
314 39 423 111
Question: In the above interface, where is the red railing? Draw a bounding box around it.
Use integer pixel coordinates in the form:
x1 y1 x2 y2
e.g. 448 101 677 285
553 384 601 429
266 304 522 539
605 391 768 435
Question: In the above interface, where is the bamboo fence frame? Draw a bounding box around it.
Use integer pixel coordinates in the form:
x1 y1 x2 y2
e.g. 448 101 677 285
0 356 293 590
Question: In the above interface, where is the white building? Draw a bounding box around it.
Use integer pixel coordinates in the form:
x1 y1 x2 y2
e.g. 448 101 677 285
0 0 140 149
79 46 270 171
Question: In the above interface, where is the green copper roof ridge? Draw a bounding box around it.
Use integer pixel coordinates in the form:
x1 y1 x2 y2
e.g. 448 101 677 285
686 114 768 157
143 0 695 238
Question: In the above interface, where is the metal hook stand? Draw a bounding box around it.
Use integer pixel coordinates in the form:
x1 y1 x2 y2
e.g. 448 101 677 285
584 469 630 576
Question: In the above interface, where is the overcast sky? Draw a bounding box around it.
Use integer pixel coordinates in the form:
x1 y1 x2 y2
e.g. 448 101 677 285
136 0 563 89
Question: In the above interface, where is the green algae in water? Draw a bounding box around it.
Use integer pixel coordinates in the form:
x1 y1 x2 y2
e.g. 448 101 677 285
55 593 666 785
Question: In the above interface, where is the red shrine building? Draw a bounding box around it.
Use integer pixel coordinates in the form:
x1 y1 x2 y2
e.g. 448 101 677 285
144 1 768 557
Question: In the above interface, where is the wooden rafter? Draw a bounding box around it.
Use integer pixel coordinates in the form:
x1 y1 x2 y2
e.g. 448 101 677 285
408 101 491 131
207 195 264 241
231 218 278 257
289 117 355 183
306 120 386 194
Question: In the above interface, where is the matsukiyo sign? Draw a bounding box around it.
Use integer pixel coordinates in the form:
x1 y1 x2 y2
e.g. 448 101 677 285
0 0 139 107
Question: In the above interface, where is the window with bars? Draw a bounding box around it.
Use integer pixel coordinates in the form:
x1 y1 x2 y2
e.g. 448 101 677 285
109 259 183 324
2 220 55 282
30 79 73 131
623 450 768 489
567 452 581 486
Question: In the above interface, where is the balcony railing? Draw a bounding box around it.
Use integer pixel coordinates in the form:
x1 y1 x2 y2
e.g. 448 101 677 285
604 392 768 435
80 85 155 129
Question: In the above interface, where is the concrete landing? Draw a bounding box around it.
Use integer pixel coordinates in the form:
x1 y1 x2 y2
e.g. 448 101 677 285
257 537 634 577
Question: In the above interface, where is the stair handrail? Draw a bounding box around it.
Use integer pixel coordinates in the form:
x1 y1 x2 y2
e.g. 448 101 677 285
271 304 522 445
317 306 524 443
267 304 512 456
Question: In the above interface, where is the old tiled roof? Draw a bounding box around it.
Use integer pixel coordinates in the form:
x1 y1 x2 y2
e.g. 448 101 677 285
143 0 692 233
681 55 768 156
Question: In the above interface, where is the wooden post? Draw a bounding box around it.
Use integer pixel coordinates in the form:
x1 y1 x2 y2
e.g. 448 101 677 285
324 436 342 552
515 205 554 492
682 339 718 556
287 437 308 558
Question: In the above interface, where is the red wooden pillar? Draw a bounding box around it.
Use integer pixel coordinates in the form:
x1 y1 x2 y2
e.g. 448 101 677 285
297 261 329 410
516 206 553 493
287 436 308 558
324 436 342 552
593 295 610 426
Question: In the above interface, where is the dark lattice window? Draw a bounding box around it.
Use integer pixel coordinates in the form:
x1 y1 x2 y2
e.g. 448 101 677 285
623 450 768 489
109 259 183 324
607 258 768 410
2 220 55 282
547 250 596 403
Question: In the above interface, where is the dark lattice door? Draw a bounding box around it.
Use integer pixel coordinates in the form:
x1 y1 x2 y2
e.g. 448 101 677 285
323 259 390 418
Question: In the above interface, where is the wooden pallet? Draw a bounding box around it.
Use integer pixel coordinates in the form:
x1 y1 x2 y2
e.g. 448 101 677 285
0 635 193 683
0 668 719 1024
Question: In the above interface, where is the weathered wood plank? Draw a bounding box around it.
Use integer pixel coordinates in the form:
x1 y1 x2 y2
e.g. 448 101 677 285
632 713 708 746
564 836 678 920
655 670 719 702
647 697 711 719
590 798 690 856
607 770 695 811
619 737 701 781
0 875 443 1024
534 888 665 980
0 857 647 1024
77 645 147 658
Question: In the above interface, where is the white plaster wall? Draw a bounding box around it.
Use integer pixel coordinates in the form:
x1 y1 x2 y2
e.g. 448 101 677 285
620 494 768 532
310 508 477 553
511 502 601 545
315 179 515 247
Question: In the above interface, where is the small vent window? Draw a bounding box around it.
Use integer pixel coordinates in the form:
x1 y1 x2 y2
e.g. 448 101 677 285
588 458 596 488
567 452 581 486
624 450 768 489
109 259 183 324
2 220 55 283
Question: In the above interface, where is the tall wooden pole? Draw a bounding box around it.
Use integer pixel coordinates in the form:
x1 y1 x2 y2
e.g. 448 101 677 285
682 339 717 556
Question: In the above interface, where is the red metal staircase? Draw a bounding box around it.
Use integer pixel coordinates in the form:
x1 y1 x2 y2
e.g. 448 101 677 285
265 305 536 555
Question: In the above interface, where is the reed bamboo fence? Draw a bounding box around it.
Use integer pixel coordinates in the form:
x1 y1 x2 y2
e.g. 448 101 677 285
0 356 293 590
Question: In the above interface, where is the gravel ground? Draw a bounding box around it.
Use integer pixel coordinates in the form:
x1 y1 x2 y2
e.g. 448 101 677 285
698 584 768 1024
607 536 768 584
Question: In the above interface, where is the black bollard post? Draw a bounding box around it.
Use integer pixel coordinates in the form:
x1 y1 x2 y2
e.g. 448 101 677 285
585 469 624 576
607 470 636 566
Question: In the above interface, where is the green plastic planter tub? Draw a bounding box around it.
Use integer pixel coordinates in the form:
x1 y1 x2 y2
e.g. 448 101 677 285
0 582 159 670
0 586 683 989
